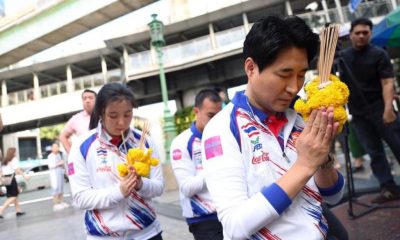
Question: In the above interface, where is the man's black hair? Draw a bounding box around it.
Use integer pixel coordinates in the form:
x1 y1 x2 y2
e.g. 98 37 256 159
213 87 223 93
82 89 97 97
350 17 373 32
243 16 319 72
194 89 222 109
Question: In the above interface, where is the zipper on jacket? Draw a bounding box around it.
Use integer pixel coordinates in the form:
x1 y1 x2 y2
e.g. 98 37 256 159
282 152 290 163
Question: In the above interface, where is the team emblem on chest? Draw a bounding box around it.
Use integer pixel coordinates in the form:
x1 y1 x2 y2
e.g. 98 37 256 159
96 147 111 173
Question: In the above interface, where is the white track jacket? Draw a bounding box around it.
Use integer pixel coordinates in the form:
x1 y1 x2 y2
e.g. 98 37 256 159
202 91 345 240
68 124 164 240
170 123 218 224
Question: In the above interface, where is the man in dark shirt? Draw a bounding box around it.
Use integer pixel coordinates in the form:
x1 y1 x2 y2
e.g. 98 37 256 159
339 17 400 204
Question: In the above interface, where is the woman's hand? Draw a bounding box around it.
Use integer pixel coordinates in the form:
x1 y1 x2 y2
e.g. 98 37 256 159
23 174 30 181
134 175 143 191
119 167 142 197
295 107 339 172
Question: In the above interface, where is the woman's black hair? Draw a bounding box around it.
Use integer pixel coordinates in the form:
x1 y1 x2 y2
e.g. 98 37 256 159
243 16 319 72
89 83 138 130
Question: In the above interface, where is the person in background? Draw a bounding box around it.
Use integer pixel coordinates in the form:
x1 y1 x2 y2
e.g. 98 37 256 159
170 89 223 240
339 17 400 203
214 87 229 108
48 142 69 211
59 89 96 153
0 148 29 219
68 83 164 240
348 124 367 173
202 16 345 239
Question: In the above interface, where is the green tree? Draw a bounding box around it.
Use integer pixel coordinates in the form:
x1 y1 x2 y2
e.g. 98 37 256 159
40 123 65 140
174 106 195 134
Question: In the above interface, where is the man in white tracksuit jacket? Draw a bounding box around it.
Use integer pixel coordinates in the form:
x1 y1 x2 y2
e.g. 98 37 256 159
170 89 223 240
202 16 345 240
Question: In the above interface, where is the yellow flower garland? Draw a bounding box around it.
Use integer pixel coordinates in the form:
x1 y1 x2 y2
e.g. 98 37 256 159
117 148 160 178
294 74 349 132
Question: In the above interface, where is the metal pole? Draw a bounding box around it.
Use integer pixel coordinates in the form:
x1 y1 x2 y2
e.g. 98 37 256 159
155 45 176 162
390 0 397 10
156 46 169 110
1 80 8 107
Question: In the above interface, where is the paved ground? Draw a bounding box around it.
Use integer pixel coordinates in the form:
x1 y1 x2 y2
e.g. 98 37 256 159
0 146 399 240
0 184 192 240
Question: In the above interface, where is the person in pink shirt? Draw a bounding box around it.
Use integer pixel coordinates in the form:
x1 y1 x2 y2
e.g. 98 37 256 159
59 89 96 153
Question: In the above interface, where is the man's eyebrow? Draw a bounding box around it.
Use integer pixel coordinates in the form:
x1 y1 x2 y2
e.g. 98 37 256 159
278 67 308 73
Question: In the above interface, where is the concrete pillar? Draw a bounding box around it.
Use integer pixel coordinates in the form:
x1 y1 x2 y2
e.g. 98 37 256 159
285 1 293 15
1 80 8 107
390 0 397 10
242 13 250 33
101 56 108 84
208 23 217 49
150 46 157 65
321 0 331 23
66 64 74 92
121 46 129 83
334 0 345 23
36 133 42 159
33 72 41 99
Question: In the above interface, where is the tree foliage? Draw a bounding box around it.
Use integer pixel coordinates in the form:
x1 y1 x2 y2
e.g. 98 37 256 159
174 106 195 134
40 124 65 140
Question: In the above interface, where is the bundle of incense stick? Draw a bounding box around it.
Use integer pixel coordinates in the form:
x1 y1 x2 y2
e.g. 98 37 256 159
138 121 150 149
121 130 128 153
318 24 340 86
120 121 150 154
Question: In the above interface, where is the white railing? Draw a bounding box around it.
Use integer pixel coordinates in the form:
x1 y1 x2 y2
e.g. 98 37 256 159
6 69 120 106
128 25 246 74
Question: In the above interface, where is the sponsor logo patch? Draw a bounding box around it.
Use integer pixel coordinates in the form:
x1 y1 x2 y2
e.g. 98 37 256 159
96 166 112 173
252 152 270 164
205 136 223 160
67 162 75 176
251 136 262 152
172 149 182 160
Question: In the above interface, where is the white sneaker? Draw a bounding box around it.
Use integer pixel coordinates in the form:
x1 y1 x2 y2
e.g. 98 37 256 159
53 204 64 211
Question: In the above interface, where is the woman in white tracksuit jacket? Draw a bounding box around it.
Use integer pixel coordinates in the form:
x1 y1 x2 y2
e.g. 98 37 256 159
68 83 164 240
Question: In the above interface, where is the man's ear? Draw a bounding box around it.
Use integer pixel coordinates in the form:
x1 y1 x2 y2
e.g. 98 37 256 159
244 57 257 78
193 107 199 115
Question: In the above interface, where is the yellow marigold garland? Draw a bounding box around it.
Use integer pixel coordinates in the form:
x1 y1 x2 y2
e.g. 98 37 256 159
117 148 160 178
294 74 349 132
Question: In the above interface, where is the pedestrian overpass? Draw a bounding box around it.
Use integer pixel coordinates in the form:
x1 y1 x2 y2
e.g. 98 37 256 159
0 0 396 134
0 0 155 68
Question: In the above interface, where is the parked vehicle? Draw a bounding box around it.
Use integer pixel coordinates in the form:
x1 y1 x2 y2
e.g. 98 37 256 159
16 164 51 192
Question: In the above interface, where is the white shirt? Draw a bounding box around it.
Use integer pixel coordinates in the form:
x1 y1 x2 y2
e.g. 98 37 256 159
1 158 18 175
48 152 65 177
202 91 345 240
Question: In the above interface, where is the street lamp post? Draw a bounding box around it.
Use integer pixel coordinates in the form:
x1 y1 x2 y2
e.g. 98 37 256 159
148 14 177 162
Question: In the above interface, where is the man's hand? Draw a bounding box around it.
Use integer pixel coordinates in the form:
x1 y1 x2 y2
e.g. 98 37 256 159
383 108 396 124
295 107 339 172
